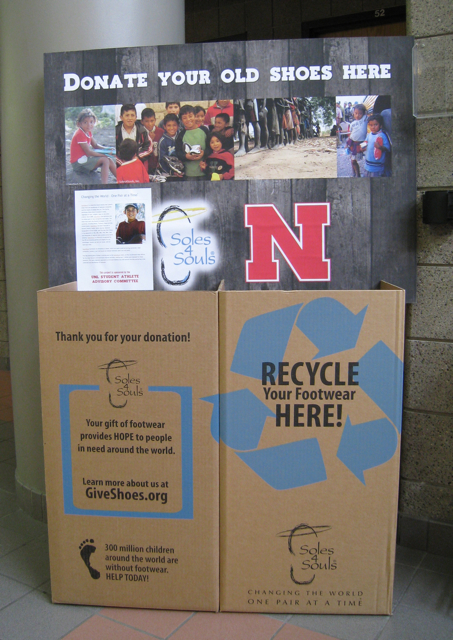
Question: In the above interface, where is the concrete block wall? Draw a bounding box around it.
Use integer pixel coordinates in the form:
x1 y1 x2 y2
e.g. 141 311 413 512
0 134 9 370
399 0 453 552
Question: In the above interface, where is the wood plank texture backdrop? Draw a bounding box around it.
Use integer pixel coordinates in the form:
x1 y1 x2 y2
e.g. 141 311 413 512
44 37 416 300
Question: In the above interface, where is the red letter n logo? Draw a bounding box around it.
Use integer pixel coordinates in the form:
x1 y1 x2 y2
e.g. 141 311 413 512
245 203 330 282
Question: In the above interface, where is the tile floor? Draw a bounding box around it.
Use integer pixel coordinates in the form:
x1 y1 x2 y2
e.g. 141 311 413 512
0 370 452 639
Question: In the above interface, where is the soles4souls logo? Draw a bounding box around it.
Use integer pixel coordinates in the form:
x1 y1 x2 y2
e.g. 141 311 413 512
155 202 218 289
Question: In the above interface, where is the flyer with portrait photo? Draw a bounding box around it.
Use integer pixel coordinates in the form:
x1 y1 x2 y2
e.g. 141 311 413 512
74 188 153 290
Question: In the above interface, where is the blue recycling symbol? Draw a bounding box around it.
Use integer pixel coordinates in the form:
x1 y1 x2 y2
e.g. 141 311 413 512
202 298 403 489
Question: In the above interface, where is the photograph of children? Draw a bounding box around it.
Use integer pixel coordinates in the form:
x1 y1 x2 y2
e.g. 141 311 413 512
124 101 234 182
115 203 146 244
233 98 336 180
65 106 116 185
336 96 392 178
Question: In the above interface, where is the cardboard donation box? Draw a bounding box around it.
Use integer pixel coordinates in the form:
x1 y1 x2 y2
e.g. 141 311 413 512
38 285 219 610
217 284 405 615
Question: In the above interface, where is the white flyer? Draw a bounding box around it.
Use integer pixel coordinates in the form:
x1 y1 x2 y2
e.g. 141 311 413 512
75 188 153 290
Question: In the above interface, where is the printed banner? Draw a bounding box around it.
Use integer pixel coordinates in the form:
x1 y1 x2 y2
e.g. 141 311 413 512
44 37 416 299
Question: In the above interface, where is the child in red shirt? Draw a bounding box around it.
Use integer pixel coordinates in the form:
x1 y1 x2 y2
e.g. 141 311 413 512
116 203 145 244
117 139 150 184
70 108 116 183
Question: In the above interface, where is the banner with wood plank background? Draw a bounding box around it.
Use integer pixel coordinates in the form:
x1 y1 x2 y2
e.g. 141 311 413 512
44 37 416 299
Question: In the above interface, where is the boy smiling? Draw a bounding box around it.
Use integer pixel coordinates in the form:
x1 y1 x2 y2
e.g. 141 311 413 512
116 203 146 244
115 104 151 166
176 105 207 179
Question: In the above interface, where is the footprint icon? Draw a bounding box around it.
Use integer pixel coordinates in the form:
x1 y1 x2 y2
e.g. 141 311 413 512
79 539 100 580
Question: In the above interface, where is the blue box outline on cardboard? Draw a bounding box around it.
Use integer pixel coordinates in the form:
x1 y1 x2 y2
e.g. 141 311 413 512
59 385 193 519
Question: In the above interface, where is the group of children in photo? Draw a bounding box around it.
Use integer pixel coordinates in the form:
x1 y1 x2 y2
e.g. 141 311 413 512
69 101 235 184
69 99 391 183
343 102 392 178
